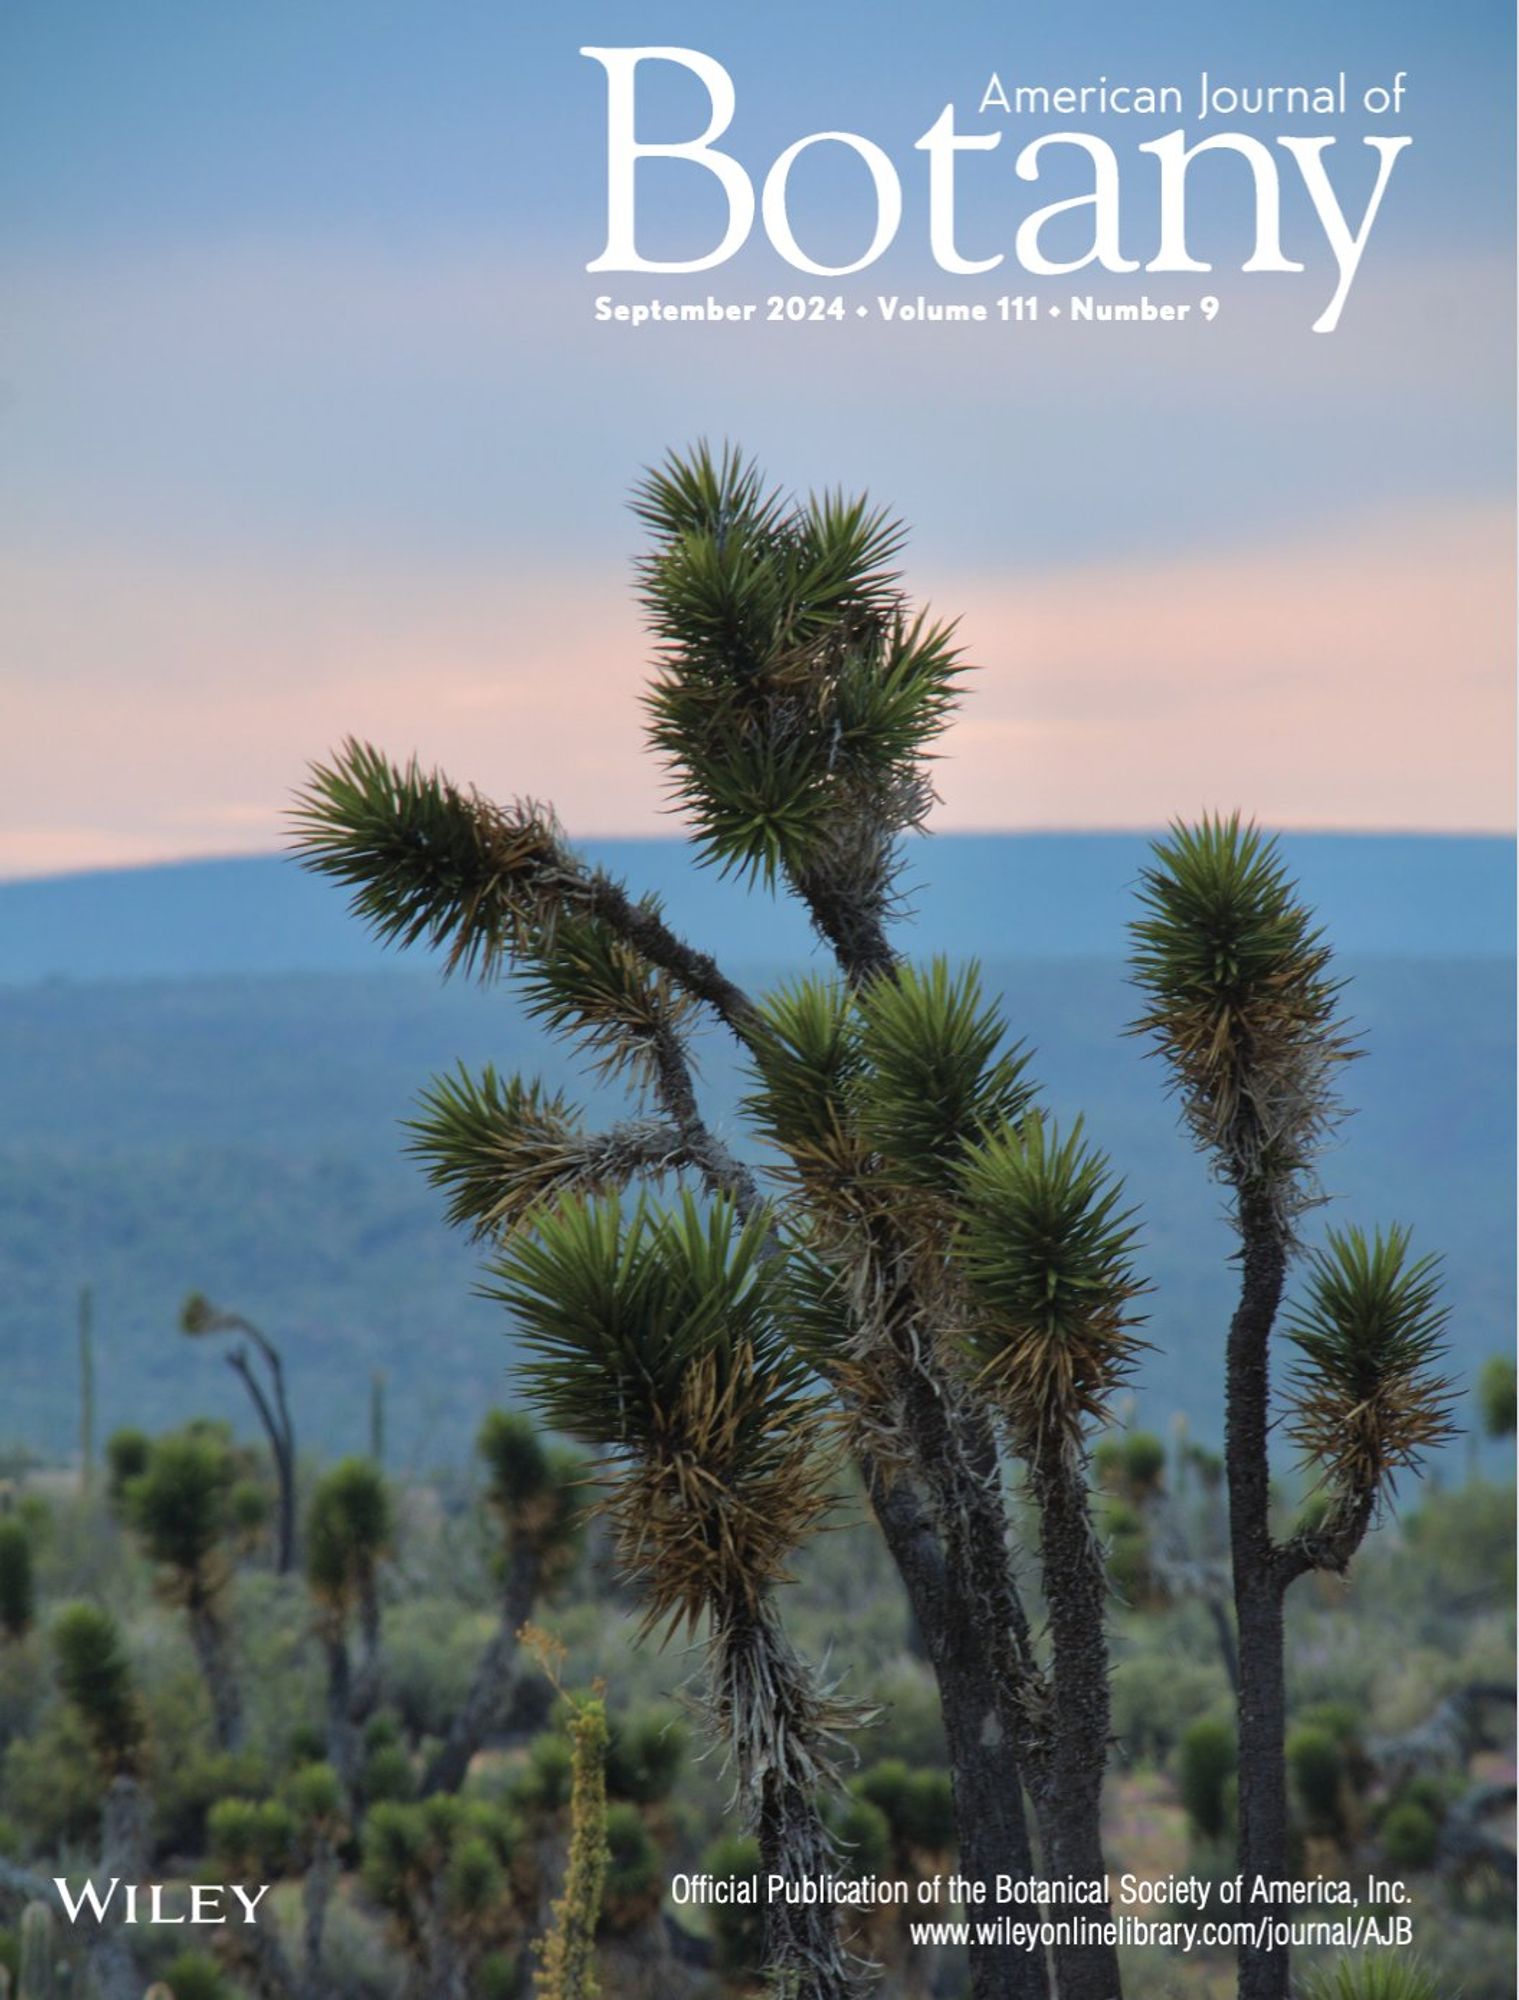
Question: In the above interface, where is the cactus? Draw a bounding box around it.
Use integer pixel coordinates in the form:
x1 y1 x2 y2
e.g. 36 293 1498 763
17 1902 57 2000
533 1693 609 2000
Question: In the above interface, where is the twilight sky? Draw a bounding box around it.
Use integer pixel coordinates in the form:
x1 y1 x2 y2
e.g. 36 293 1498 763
2 0 1513 876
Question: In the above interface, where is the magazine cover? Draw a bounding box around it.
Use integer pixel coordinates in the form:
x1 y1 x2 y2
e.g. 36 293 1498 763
2 7 1513 1999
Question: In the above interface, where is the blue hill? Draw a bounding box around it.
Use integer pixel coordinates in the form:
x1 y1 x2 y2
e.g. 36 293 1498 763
0 833 1512 983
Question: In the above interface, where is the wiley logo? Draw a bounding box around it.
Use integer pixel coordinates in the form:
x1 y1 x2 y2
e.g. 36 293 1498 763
53 1880 270 1925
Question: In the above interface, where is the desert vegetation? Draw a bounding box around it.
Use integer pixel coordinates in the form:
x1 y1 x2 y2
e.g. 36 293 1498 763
0 448 1510 1999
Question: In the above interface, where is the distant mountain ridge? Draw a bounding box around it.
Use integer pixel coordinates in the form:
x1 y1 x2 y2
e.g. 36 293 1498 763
1 833 1513 985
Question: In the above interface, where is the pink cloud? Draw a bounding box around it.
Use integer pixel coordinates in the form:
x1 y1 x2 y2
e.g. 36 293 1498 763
2 499 1511 880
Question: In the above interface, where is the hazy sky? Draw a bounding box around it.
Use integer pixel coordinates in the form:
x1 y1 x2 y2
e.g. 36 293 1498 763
3 1 1513 876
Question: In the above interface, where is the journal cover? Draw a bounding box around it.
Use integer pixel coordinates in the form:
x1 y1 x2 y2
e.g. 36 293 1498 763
2 9 1513 2000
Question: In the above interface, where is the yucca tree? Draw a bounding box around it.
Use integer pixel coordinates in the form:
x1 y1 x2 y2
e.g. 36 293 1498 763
494 1191 861 1998
181 1292 298 1574
747 968 1144 2000
306 1457 394 1788
1130 817 1455 2000
122 1431 244 1751
292 445 1154 2000
422 1412 584 1798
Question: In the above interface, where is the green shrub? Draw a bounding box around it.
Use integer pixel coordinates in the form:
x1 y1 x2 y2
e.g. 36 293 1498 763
1299 1955 1438 2000
104 1429 152 1509
515 1729 574 1813
703 1834 763 1977
362 1742 417 1805
1380 1801 1439 1871
833 1797 891 1878
1177 1716 1236 1844
154 1748 268 1857
160 1952 230 2000
898 1769 955 1853
605 1707 687 1805
51 1602 144 1772
1111 1653 1229 1766
1287 1724 1345 1838
0 1522 34 1641
601 1801 662 1930
1477 1354 1516 1439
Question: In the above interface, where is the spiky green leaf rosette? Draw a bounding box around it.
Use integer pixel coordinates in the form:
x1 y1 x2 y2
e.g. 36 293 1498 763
634 444 964 909
489 1194 833 1637
1284 1224 1456 1507
956 1116 1146 1449
407 1066 689 1242
1130 815 1355 1223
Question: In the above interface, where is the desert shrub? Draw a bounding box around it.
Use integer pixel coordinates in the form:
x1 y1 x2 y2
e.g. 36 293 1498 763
160 1951 231 2000
105 1429 152 1509
207 1795 296 1876
52 1602 145 1771
605 1706 687 1805
514 1729 574 1814
863 1666 946 1769
1379 1801 1439 1871
702 1834 764 1977
1177 1716 1236 1844
0 1521 35 1640
1287 1725 1346 1839
1477 1354 1516 1439
362 1742 417 1805
601 1801 661 1930
1299 1955 1438 2000
1112 1653 1229 1767
0 1707 102 1851
156 1747 269 1857
1403 1482 1516 1606
833 1796 892 1878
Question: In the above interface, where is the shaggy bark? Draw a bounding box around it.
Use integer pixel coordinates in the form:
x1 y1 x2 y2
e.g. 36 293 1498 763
323 1628 359 1790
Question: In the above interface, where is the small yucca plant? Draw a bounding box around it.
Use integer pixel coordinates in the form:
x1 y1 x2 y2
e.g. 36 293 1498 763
1297 1954 1441 2000
1285 1225 1456 1514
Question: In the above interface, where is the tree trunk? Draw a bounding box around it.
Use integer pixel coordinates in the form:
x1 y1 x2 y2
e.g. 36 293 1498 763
867 1463 1051 2000
323 1630 358 1790
189 1590 244 1752
301 1834 338 2000
1226 1185 1290 2000
421 1539 541 1797
1030 1446 1122 2000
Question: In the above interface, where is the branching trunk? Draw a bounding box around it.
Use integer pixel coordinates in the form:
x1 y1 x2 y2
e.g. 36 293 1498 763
422 1539 541 1797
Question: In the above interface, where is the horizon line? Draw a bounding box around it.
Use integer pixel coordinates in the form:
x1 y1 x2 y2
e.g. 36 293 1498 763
2 823 1514 892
